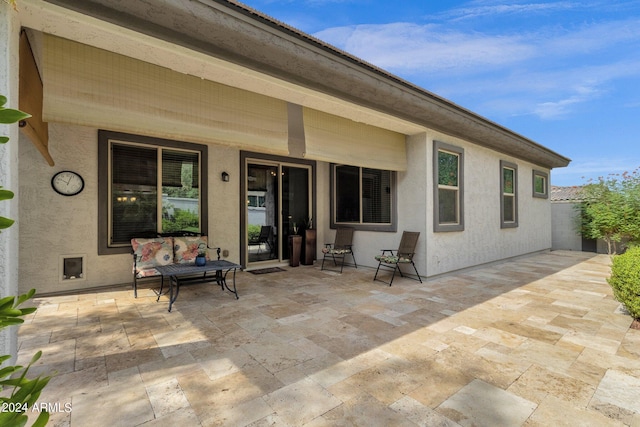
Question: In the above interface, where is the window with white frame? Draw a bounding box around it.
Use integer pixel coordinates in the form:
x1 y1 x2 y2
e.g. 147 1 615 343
331 164 395 230
533 170 549 198
98 131 208 254
434 141 464 232
501 160 518 228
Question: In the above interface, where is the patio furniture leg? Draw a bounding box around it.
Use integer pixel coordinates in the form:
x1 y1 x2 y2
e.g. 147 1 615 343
168 276 180 312
389 265 399 286
411 262 423 283
156 276 165 302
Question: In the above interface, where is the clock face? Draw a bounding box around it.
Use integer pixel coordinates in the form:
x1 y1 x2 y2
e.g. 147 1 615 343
52 171 85 196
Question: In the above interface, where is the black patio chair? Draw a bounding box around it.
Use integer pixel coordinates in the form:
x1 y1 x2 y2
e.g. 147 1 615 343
321 227 357 273
374 231 422 286
249 225 273 255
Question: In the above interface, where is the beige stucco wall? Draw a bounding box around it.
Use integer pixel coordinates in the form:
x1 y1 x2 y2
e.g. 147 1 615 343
424 131 552 276
551 202 582 251
316 130 553 280
18 123 241 295
18 120 554 294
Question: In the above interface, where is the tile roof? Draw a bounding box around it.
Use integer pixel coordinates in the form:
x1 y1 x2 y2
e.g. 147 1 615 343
551 185 584 202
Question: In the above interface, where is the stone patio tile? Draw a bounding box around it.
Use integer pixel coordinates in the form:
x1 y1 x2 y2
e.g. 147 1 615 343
138 407 202 426
510 339 581 372
408 359 474 408
335 355 422 405
262 377 342 426
199 396 274 427
194 346 259 381
524 395 623 427
390 396 462 427
38 363 108 404
435 346 524 389
438 379 537 427
617 329 640 359
71 380 154 426
146 378 191 418
558 330 621 354
319 393 412 426
506 364 595 406
590 369 640 414
138 351 199 386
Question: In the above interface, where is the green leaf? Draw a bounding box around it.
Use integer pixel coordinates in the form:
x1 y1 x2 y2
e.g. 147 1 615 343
19 307 36 316
0 108 31 124
32 411 50 427
0 317 24 326
0 366 20 379
0 296 15 310
16 289 36 306
28 351 42 365
0 189 14 201
0 136 8 144
0 217 15 230
0 95 6 107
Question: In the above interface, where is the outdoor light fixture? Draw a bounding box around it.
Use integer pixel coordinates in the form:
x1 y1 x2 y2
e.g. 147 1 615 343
221 171 229 182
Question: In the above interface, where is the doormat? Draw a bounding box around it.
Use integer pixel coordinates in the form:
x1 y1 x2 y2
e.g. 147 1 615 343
248 267 286 275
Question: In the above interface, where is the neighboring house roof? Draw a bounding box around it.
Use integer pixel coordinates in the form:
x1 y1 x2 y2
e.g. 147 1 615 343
551 185 584 202
29 0 570 169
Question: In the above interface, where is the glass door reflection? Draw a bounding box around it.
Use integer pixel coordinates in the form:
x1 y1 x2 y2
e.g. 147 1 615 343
247 164 279 263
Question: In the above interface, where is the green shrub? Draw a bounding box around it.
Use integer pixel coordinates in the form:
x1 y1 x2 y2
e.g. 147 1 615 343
608 246 640 319
247 224 261 241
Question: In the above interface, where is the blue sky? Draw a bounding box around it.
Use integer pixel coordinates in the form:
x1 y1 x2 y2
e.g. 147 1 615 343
238 0 640 186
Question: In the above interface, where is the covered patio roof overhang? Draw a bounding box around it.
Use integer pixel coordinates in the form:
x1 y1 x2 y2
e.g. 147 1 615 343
18 0 570 170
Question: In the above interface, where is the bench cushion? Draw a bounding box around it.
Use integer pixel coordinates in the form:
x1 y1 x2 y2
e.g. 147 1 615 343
131 237 174 272
174 236 209 264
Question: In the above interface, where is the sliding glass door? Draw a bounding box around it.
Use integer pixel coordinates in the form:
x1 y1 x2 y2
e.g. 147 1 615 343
246 160 311 266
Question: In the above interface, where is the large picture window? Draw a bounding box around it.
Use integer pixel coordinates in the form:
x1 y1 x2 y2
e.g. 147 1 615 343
99 131 208 254
501 160 518 228
434 141 464 232
331 165 395 231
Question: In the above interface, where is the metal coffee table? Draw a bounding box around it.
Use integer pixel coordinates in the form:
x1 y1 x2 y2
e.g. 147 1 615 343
155 260 241 312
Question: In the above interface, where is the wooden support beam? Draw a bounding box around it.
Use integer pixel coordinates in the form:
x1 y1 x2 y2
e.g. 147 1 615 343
19 31 54 166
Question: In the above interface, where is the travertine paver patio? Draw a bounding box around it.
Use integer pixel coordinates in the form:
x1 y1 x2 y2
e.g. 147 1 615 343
15 250 640 426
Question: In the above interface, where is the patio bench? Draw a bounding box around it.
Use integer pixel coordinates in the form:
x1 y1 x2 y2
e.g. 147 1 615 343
131 234 220 297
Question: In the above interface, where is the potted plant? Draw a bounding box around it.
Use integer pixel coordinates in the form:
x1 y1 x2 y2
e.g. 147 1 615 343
195 242 207 266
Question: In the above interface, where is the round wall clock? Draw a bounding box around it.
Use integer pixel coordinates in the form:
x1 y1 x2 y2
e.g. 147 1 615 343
51 170 85 196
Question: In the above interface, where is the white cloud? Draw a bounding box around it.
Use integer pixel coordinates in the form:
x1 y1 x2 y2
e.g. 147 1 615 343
313 16 640 119
436 1 577 21
552 158 640 185
315 23 534 73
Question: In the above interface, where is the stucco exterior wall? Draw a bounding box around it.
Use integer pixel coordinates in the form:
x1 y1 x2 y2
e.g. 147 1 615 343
551 202 582 251
425 131 552 276
18 123 241 295
332 133 430 276
18 119 555 294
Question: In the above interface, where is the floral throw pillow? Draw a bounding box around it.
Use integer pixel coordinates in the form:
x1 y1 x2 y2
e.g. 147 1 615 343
131 237 174 270
174 236 209 264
